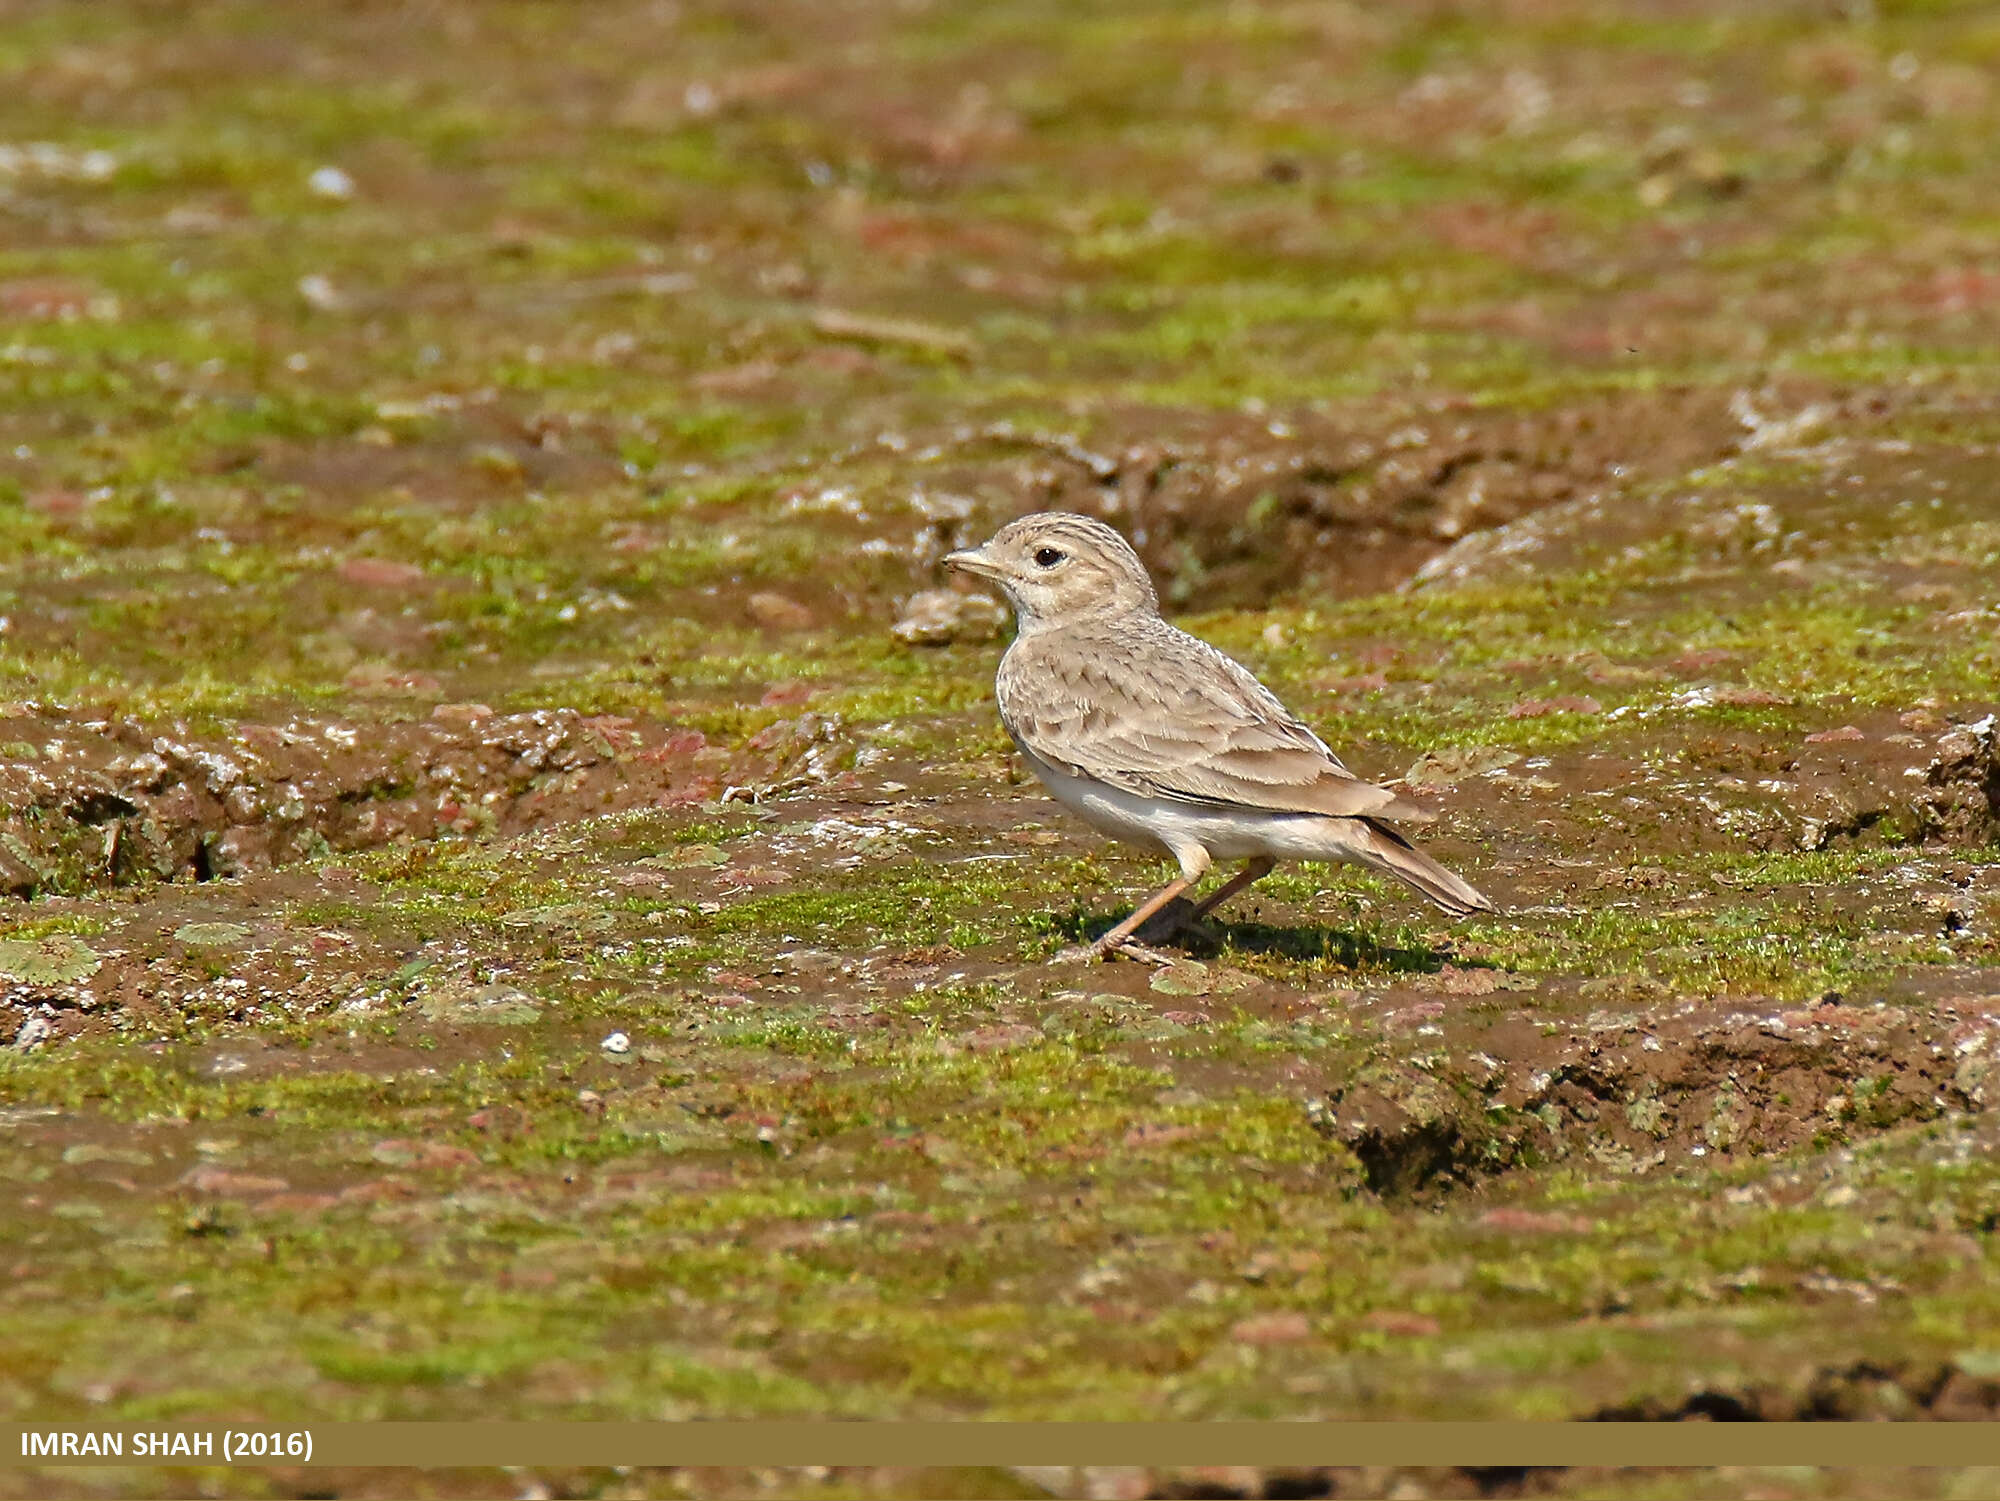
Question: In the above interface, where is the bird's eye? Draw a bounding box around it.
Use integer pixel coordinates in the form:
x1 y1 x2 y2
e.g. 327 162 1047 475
1033 547 1066 568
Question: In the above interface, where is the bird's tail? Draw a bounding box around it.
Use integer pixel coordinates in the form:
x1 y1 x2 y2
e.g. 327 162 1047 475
1354 818 1494 917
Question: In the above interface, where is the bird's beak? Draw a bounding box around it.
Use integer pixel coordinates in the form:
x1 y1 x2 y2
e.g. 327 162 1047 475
944 546 1005 582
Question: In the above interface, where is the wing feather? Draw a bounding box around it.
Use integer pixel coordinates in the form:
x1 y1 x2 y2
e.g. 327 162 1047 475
997 623 1429 821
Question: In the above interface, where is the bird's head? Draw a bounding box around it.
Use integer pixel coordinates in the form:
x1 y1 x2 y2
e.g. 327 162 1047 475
944 512 1157 631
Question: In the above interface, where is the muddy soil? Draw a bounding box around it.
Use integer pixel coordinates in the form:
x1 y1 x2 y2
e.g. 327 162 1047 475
836 384 1855 609
8 0 2000 1497
0 707 726 896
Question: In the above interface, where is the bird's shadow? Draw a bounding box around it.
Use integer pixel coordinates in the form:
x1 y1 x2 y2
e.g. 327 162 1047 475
1044 898 1451 973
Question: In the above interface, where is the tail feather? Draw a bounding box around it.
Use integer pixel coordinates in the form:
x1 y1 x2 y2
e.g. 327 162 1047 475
1354 817 1494 918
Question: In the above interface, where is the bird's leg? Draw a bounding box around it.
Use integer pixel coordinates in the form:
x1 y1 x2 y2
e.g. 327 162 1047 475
1088 875 1197 958
1186 856 1277 925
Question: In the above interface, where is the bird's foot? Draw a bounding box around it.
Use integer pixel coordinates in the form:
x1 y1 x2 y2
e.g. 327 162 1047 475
1105 938 1179 966
1048 935 1180 967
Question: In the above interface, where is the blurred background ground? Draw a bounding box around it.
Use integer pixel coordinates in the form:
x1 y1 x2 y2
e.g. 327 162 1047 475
5 1 2000 1497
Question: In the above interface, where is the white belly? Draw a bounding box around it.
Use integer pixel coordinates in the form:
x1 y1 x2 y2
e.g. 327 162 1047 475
1015 744 1368 868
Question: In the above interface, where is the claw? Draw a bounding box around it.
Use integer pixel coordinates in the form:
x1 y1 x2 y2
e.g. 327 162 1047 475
1103 938 1178 966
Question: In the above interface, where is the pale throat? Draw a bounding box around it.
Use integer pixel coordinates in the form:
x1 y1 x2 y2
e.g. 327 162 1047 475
1012 589 1153 635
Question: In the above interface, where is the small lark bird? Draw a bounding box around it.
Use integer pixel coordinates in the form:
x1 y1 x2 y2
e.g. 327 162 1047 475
946 512 1493 959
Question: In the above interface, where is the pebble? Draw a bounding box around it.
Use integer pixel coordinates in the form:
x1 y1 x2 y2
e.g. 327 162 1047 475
601 1031 631 1055
297 273 343 311
307 166 355 200
746 592 815 630
891 589 1008 646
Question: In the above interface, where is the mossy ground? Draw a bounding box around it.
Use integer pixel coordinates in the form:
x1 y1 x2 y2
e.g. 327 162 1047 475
6 2 2000 1498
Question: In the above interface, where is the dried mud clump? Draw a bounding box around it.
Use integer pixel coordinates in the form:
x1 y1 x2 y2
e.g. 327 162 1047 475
1913 714 2000 846
988 387 1785 606
0 708 726 895
1747 710 2000 853
891 586 1010 646
1529 709 2000 862
1319 996 1981 1197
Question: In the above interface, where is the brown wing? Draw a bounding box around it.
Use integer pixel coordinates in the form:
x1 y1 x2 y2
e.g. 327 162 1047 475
997 622 1430 821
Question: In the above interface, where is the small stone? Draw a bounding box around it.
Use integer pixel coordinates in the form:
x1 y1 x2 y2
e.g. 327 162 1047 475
11 1014 54 1050
746 592 815 631
601 1030 632 1055
297 273 343 311
432 702 495 726
1805 724 1866 744
307 166 356 200
890 588 1008 647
